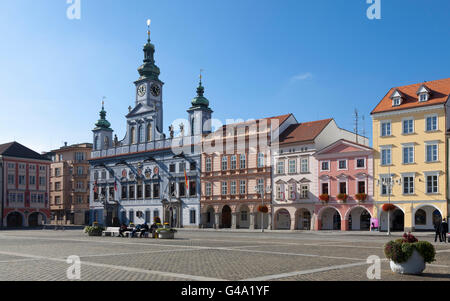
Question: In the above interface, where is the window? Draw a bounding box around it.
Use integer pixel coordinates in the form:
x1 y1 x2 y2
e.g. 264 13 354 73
189 181 196 196
239 180 246 195
339 182 347 194
356 158 365 169
380 176 392 196
393 97 401 106
288 184 296 200
55 168 61 177
426 115 438 132
426 143 438 162
300 185 308 199
169 164 175 173
145 184 151 198
230 181 236 195
358 181 366 194
257 179 264 194
276 185 282 200
8 163 15 169
153 183 160 198
139 125 145 143
221 182 228 195
137 184 143 198
205 183 212 196
29 165 36 171
76 181 83 189
77 166 84 175
230 155 237 170
300 158 308 173
39 176 46 186
55 196 61 204
321 161 329 171
403 176 414 194
221 157 228 171
55 182 61 191
402 119 414 134
288 159 296 174
240 154 246 169
145 210 151 223
190 209 196 224
419 93 428 102
147 124 152 142
153 209 159 220
179 182 186 197
426 175 438 194
129 185 135 199
179 162 186 173
321 183 329 195
18 175 25 185
381 147 392 165
75 152 85 162
190 162 196 171
381 121 391 137
129 210 134 223
338 160 347 170
169 182 176 197
402 145 414 164
130 127 136 144
205 158 212 172
257 153 265 168
241 211 248 222
7 175 14 185
121 185 127 199
277 161 285 174
415 209 426 225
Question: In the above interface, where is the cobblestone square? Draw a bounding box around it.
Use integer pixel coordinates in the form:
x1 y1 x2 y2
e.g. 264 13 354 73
0 229 449 281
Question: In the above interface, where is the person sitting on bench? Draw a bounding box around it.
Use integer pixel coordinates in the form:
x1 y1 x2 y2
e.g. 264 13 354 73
131 224 142 238
139 222 150 238
118 223 127 237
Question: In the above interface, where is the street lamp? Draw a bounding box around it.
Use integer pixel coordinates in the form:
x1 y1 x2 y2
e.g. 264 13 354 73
254 184 272 233
378 165 394 236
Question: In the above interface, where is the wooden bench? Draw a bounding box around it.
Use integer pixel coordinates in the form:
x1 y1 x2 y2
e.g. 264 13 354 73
125 230 150 238
102 227 120 237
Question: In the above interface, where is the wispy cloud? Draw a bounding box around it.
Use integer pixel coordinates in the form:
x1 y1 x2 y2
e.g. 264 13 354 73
290 72 313 83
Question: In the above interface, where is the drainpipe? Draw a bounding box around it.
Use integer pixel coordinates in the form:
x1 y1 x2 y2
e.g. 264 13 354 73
0 156 3 228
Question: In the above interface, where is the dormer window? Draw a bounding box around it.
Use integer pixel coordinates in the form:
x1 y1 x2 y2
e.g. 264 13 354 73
419 93 429 102
393 97 402 106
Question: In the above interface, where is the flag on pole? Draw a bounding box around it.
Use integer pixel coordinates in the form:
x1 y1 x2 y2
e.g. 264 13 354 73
184 168 189 191
114 180 117 191
93 180 98 193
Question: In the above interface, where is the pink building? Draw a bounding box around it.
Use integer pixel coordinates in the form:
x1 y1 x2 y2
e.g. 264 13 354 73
314 139 374 231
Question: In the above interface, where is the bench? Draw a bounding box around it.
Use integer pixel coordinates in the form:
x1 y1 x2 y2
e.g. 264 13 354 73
102 227 120 237
124 230 150 238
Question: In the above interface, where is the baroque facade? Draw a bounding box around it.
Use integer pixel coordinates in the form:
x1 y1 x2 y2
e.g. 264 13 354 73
89 27 212 228
371 78 450 232
0 142 51 227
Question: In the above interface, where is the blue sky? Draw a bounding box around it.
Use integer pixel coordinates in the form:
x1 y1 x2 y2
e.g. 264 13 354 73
1 0 450 153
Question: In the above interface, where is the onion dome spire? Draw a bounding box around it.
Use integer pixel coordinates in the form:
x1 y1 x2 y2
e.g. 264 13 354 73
191 70 210 108
137 19 160 81
95 98 111 129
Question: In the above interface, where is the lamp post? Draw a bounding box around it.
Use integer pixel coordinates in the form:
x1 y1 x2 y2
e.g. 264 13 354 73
254 184 272 233
379 165 393 236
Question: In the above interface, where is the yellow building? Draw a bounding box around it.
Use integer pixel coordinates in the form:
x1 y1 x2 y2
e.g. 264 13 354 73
371 78 450 232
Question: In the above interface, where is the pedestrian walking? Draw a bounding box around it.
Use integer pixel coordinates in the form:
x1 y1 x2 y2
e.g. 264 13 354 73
434 221 442 242
440 218 448 243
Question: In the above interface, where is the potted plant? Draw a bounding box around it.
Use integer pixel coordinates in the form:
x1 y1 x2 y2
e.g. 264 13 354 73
319 194 329 202
84 222 104 236
382 203 396 212
156 223 177 239
337 193 348 202
355 193 367 202
257 205 269 213
384 233 436 275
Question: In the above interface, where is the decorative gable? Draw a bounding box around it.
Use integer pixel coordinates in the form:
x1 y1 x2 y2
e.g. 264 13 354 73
416 85 431 102
390 89 403 107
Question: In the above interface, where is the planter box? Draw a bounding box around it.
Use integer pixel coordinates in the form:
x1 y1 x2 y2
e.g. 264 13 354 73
390 250 425 275
158 231 175 239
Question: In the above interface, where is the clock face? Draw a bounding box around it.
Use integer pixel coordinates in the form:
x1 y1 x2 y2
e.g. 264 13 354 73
150 84 161 97
138 84 147 97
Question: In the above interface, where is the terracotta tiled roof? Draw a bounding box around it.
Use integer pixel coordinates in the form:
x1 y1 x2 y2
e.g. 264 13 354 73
279 118 333 145
0 141 51 161
217 113 293 131
371 77 450 115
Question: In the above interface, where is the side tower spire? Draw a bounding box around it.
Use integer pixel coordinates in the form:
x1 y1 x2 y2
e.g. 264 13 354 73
187 70 213 136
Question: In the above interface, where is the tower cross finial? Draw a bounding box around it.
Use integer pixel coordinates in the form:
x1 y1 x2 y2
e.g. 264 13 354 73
199 69 204 85
147 19 151 42
102 96 106 109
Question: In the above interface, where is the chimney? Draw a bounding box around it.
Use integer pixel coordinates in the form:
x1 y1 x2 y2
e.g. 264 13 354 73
64 142 68 147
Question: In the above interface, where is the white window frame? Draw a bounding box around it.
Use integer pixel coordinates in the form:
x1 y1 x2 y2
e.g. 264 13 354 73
338 159 348 171
221 156 228 171
424 171 439 194
230 155 237 170
355 157 366 169
205 182 212 196
379 175 393 196
380 120 392 137
205 157 212 172
300 157 309 173
425 141 439 163
320 160 330 171
300 184 309 199
239 180 246 195
338 180 348 195
402 117 414 135
288 159 297 174
230 181 236 195
419 93 429 102
392 97 401 106
402 143 415 164
257 153 265 168
320 180 330 195
380 146 392 166
221 182 228 195
401 173 415 195
277 160 285 174
425 114 438 132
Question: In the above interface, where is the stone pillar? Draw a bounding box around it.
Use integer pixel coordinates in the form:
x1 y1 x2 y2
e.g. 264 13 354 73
268 213 272 230
214 213 220 229
290 216 296 230
341 219 349 231
315 216 321 231
250 212 255 230
232 212 237 229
